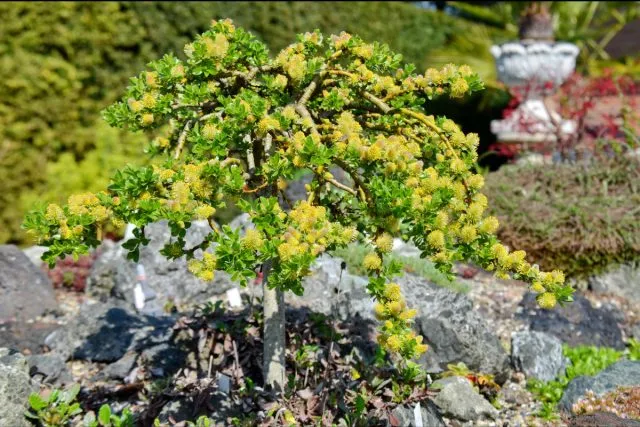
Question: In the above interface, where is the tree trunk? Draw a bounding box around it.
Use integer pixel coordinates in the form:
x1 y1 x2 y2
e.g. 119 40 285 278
262 260 286 393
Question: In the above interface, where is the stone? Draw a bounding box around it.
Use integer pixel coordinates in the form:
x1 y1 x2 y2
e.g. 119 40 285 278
27 353 73 386
139 342 187 377
21 245 48 268
568 412 640 427
389 400 445 427
156 397 197 423
498 381 531 406
559 360 640 413
0 245 57 323
589 263 640 303
631 322 640 340
387 275 510 383
0 348 37 427
86 220 234 311
100 353 138 380
432 376 498 421
518 292 625 349
511 330 567 381
44 301 175 363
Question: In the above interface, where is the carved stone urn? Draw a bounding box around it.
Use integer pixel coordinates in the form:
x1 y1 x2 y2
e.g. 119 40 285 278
490 3 580 146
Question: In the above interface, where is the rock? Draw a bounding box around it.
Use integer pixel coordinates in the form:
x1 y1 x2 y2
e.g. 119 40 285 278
559 360 640 413
568 412 640 427
390 400 445 427
27 353 73 386
22 245 48 268
387 275 510 383
432 376 498 421
391 239 421 258
86 221 234 311
287 254 370 318
44 302 175 363
631 322 640 340
498 381 531 406
0 320 60 354
589 263 640 303
0 245 57 322
228 213 254 234
0 348 37 427
518 292 625 349
511 330 567 381
157 397 197 423
139 342 187 377
99 353 138 380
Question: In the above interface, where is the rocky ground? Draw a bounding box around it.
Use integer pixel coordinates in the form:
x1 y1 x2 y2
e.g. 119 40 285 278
1 219 639 426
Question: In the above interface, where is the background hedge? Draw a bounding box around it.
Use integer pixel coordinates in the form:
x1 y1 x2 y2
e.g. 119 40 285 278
1 1 509 244
483 158 640 279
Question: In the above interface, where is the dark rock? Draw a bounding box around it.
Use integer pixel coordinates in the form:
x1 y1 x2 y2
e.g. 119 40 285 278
86 221 234 311
99 353 138 380
44 302 175 363
0 245 57 323
27 353 73 386
397 275 510 383
390 400 445 427
139 342 187 377
0 320 60 354
0 347 37 427
559 360 640 413
432 376 498 421
568 412 640 427
518 292 625 349
511 330 567 381
588 263 640 303
156 397 197 424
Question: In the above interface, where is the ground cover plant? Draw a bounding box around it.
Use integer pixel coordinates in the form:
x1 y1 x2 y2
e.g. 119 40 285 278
23 20 572 397
527 340 640 420
483 157 640 278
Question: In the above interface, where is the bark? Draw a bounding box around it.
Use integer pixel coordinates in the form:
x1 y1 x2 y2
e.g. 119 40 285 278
261 260 286 393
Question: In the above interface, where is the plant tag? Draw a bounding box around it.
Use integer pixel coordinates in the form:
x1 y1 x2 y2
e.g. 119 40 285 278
227 287 242 308
218 373 231 394
414 402 423 427
134 283 145 311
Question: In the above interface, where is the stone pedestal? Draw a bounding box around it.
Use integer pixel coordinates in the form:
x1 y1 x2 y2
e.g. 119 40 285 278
490 41 580 147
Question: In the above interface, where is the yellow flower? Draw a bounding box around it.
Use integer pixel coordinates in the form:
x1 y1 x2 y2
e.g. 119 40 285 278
450 158 466 174
479 217 499 234
242 228 264 251
399 309 417 321
203 123 218 139
427 230 445 248
145 71 158 87
142 93 156 109
375 233 394 253
386 300 405 316
170 64 185 78
204 33 229 58
153 137 170 148
434 211 449 229
141 113 154 126
531 281 545 293
374 302 386 320
385 335 402 352
459 225 477 244
383 283 402 301
194 205 216 220
450 77 469 98
467 174 485 190
363 252 382 271
128 99 143 113
537 292 557 309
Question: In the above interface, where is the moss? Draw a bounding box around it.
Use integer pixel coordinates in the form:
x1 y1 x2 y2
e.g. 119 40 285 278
483 158 640 279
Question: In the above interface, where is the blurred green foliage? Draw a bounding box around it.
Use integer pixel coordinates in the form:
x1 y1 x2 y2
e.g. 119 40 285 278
1 1 508 244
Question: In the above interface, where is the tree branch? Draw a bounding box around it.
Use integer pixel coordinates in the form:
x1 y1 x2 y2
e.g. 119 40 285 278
174 120 194 159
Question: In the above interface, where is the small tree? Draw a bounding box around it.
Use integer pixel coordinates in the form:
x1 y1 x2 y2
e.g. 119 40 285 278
24 20 573 393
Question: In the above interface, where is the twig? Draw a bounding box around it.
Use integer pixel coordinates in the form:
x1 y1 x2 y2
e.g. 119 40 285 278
326 177 357 196
174 120 194 159
232 339 243 382
363 91 393 114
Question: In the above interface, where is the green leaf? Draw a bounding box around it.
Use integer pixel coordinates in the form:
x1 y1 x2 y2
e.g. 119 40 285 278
28 393 47 411
99 404 112 426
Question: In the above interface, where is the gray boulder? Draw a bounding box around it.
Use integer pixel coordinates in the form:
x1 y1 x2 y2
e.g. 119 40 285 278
390 400 445 427
395 275 510 383
559 360 640 413
518 292 625 349
21 245 48 268
511 330 567 381
86 220 234 311
0 245 57 322
568 412 640 427
27 353 73 386
432 376 498 421
0 348 37 427
44 302 175 363
589 263 640 303
99 353 138 380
